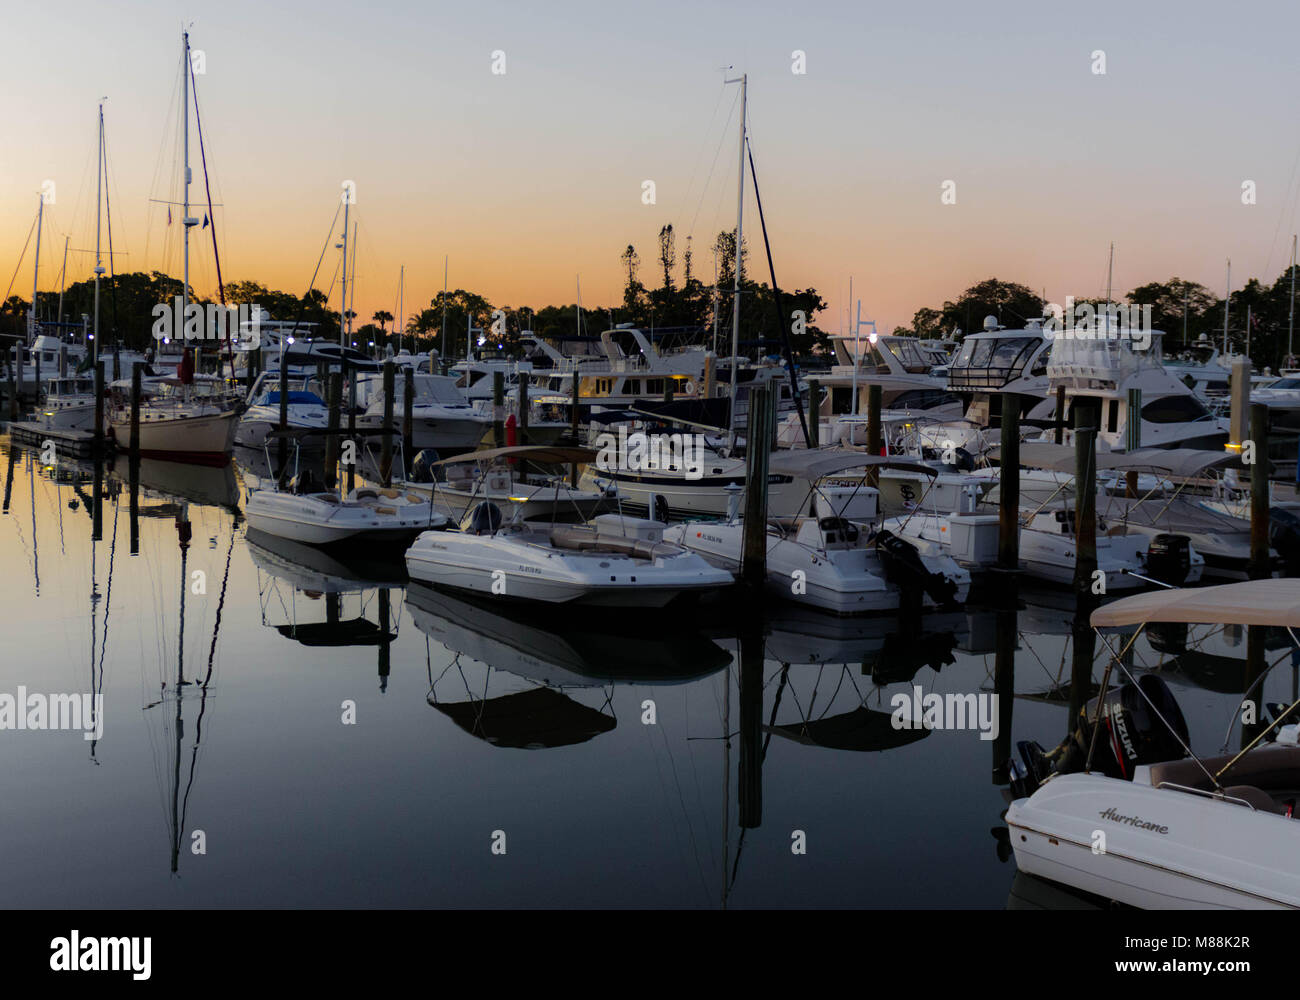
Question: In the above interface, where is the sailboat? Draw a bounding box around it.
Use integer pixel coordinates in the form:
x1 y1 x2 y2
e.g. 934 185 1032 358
108 29 238 465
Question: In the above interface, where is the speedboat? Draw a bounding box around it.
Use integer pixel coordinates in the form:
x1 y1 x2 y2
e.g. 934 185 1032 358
356 371 489 453
408 445 613 522
246 473 449 545
662 450 971 615
235 372 330 449
1006 579 1300 908
404 447 734 608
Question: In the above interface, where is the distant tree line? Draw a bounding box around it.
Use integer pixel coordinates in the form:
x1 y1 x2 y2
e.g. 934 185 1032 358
0 224 832 362
895 269 1300 369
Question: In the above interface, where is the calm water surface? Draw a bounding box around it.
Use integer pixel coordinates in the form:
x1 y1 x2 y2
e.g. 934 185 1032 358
0 440 1282 908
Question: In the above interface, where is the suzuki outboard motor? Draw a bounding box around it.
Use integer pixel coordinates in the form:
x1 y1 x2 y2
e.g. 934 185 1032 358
409 448 440 484
875 529 958 607
1145 533 1191 586
288 469 322 496
1011 675 1189 797
462 501 503 536
1271 507 1300 577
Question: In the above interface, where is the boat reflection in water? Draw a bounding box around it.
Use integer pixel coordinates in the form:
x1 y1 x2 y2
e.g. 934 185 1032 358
406 583 731 749
246 527 406 689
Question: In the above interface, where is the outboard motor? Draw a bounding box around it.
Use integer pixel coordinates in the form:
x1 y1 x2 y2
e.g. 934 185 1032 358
288 469 321 495
409 448 440 484
1011 675 1189 796
462 501 503 536
875 529 958 607
1145 533 1191 586
1270 507 1300 577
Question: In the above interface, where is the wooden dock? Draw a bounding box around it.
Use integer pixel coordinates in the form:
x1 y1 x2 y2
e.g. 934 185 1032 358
3 421 111 460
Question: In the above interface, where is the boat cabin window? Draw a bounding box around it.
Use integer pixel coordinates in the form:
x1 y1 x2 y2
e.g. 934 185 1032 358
645 378 664 395
1140 395 1210 424
1107 399 1118 433
881 338 932 374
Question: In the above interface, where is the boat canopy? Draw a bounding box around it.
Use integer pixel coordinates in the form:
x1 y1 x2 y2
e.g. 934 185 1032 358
434 445 599 466
995 442 1241 477
1091 579 1300 630
767 448 936 481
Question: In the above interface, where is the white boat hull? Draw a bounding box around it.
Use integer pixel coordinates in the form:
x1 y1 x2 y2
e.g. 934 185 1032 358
1007 770 1300 909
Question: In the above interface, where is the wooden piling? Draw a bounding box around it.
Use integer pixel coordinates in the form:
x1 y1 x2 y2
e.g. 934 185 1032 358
402 366 415 479
807 378 819 449
741 386 775 589
325 369 342 489
517 374 529 446
93 361 105 448
277 351 290 485
346 373 357 495
381 360 395 487
866 384 882 488
1073 402 1099 599
998 390 1019 571
34 350 41 410
7 349 17 421
1250 402 1270 580
569 372 581 487
492 371 505 449
1054 385 1066 445
129 362 142 460
59 345 67 378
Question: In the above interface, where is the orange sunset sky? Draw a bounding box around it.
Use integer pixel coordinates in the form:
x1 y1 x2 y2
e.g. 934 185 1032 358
3 0 1299 338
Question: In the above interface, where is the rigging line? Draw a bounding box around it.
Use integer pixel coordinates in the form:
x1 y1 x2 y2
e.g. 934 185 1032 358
816 665 850 721
103 125 120 347
189 55 232 377
3 212 38 309
92 494 122 753
1264 134 1300 282
687 88 740 241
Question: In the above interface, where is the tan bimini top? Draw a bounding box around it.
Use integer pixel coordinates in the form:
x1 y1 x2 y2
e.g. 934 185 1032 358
1091 579 1300 630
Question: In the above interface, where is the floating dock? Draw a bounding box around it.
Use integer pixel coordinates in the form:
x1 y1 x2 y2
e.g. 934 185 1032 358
2 421 111 460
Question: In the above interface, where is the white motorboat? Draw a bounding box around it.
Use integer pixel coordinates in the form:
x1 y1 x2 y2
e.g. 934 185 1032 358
404 447 734 608
246 478 448 545
356 371 489 453
408 445 613 523
663 450 971 615
1006 579 1300 909
235 372 330 449
1031 329 1229 451
36 375 98 431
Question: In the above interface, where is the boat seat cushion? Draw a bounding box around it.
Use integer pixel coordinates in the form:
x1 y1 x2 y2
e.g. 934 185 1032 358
1149 746 1300 795
1221 784 1291 815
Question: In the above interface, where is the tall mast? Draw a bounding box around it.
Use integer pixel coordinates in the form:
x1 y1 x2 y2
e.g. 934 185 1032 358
57 235 69 332
29 193 43 344
1105 241 1114 325
1223 258 1231 355
93 100 105 364
348 220 357 347
338 199 349 347
725 72 746 440
397 264 404 353
1289 235 1296 363
182 30 192 322
440 255 448 357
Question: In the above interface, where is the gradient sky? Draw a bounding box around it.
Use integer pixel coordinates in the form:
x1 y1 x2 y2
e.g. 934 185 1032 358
3 0 1299 338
